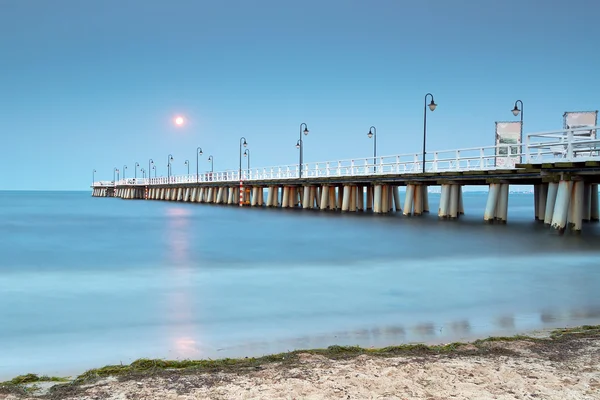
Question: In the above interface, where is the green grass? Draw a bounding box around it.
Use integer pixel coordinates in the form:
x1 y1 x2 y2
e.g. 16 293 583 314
3 324 599 389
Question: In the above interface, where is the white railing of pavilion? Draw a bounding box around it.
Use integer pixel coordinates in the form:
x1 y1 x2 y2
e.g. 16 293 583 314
525 126 600 163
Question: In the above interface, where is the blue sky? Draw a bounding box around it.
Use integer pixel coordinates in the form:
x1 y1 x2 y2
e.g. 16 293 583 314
0 0 598 190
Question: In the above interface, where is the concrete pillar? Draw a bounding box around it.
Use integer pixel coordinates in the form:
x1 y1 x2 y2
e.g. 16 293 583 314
342 186 351 212
190 187 197 203
183 188 189 202
403 184 414 216
250 187 257 206
457 186 464 215
583 184 591 222
259 187 265 206
356 186 364 211
303 186 310 209
387 185 393 212
551 180 571 233
266 186 273 207
414 185 423 216
381 185 389 213
328 187 336 210
308 186 316 209
592 184 599 222
367 186 373 211
319 185 329 210
544 182 558 225
207 187 213 203
439 184 450 218
534 184 540 220
449 184 459 219
392 186 401 213
282 186 290 208
373 185 382 213
570 180 584 233
336 187 342 210
422 186 430 213
216 187 224 204
496 183 509 224
176 188 182 201
537 183 548 221
484 183 499 223
350 185 357 212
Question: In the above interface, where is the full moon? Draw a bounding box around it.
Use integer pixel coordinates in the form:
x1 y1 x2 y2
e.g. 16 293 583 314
175 116 184 126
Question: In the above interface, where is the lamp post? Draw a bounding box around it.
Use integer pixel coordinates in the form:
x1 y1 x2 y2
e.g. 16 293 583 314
152 165 156 178
367 126 376 172
208 155 214 172
93 169 96 185
167 154 174 180
184 160 190 175
114 167 120 183
296 123 309 179
141 168 146 178
148 159 154 184
122 165 127 180
134 162 139 180
512 100 524 154
196 147 203 182
244 149 250 178
422 93 437 173
239 137 247 180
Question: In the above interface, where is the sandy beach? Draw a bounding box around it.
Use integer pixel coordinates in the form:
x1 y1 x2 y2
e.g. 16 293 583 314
1 326 599 400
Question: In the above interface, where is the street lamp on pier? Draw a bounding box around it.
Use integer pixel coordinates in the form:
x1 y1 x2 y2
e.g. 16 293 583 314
196 147 203 182
184 160 189 175
134 162 139 180
148 159 154 183
93 169 96 185
512 99 524 150
114 167 120 183
167 154 174 179
296 123 309 179
422 93 437 173
244 149 250 178
141 168 146 178
152 165 156 178
123 165 128 180
367 126 377 172
208 155 214 173
239 137 247 180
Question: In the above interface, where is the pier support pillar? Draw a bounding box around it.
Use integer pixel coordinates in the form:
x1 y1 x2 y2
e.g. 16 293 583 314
251 187 258 206
551 180 572 233
217 187 224 204
356 186 364 211
183 188 190 202
266 186 274 207
484 183 499 223
403 184 415 216
342 186 351 212
423 186 430 213
303 186 310 209
382 185 390 213
439 184 450 218
449 184 459 219
570 180 584 233
591 184 599 222
309 186 316 209
495 183 509 224
367 186 373 211
414 185 423 216
373 185 382 213
319 185 329 210
537 183 548 221
207 187 214 203
282 186 290 208
350 185 357 212
544 182 559 225
583 184 591 222
392 186 401 213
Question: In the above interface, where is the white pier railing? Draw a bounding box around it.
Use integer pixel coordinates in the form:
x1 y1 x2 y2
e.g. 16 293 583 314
97 126 600 187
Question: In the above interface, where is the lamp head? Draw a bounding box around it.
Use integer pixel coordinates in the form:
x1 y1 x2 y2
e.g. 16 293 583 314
296 140 301 149
512 105 520 116
303 127 309 135
199 149 203 155
428 100 437 112
242 139 247 147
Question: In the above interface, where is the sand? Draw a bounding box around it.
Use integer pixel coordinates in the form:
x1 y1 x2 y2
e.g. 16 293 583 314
2 334 599 400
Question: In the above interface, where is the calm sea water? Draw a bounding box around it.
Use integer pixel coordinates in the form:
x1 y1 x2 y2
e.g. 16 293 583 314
1 190 600 379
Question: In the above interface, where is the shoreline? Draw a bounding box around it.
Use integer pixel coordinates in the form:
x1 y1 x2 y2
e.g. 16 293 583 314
2 324 599 399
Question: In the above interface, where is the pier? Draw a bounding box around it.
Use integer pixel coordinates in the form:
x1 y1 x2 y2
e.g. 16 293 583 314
92 125 600 234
